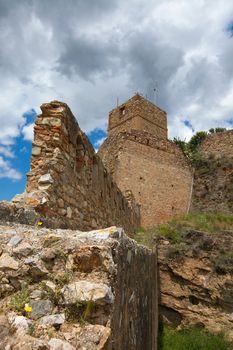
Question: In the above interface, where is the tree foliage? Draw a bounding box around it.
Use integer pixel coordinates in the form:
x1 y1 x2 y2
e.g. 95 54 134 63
173 128 227 161
188 131 208 153
209 127 226 134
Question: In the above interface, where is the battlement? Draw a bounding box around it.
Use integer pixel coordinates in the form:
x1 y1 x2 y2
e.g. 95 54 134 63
108 94 168 139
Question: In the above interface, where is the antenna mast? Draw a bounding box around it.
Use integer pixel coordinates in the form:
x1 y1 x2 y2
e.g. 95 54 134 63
153 81 159 105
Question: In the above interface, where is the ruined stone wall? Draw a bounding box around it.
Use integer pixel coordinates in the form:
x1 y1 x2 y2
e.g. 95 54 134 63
200 130 233 157
0 223 158 349
191 131 233 214
99 130 193 228
108 94 167 139
22 101 140 232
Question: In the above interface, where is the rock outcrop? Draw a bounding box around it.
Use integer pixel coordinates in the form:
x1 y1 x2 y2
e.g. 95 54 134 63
0 223 158 349
158 229 233 340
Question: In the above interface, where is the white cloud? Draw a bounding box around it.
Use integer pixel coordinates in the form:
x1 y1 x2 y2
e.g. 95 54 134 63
94 136 107 149
22 123 34 141
0 0 232 151
0 146 14 158
0 156 22 180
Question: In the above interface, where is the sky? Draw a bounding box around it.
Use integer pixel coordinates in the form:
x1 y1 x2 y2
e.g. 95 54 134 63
0 0 233 200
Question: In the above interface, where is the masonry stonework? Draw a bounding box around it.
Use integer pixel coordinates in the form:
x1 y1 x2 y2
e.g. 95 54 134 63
191 131 233 214
200 130 233 157
15 101 140 232
99 95 193 228
108 94 168 139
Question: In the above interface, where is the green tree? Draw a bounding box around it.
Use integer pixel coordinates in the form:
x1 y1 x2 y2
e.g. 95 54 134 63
209 127 226 134
173 137 187 154
188 131 207 153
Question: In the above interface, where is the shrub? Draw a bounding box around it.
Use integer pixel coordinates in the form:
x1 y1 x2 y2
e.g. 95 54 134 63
156 224 183 243
209 127 226 134
172 128 227 162
188 131 208 154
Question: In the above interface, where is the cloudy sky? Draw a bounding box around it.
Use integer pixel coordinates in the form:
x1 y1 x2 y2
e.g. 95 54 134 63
0 0 233 200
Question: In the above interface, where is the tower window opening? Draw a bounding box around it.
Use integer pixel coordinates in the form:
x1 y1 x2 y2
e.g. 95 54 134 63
120 106 126 116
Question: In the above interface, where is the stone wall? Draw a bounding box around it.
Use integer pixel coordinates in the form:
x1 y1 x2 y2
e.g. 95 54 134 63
200 130 233 157
108 94 168 140
99 130 193 228
0 223 158 349
191 131 233 214
16 101 140 232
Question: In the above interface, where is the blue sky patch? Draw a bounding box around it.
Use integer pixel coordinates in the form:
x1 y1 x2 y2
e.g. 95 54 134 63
0 136 31 201
0 109 35 201
87 128 107 150
0 125 107 201
183 119 195 132
23 109 37 123
227 21 233 36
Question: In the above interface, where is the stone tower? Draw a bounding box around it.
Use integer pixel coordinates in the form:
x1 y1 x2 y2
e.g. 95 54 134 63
98 94 193 228
108 94 168 139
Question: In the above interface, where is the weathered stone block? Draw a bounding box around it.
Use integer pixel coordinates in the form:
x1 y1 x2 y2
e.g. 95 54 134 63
32 146 41 156
38 173 54 184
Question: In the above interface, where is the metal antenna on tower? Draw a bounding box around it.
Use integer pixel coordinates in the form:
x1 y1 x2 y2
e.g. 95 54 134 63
153 82 159 105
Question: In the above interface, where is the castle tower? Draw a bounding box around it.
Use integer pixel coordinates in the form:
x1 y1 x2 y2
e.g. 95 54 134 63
99 95 193 228
108 94 168 139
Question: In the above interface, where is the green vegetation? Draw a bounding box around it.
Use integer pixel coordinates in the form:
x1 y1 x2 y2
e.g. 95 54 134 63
10 283 30 313
65 299 94 324
158 326 233 350
171 212 233 233
135 212 233 248
173 128 227 160
188 131 208 154
209 127 227 134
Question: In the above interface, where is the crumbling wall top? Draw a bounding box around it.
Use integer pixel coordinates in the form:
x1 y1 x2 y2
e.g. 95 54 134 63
199 130 233 158
9 100 140 232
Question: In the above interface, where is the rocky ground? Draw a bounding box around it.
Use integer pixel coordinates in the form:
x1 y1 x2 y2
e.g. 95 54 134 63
158 229 233 340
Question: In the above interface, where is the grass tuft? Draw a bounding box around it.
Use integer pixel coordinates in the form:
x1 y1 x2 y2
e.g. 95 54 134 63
159 326 233 350
134 212 233 248
10 283 30 313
